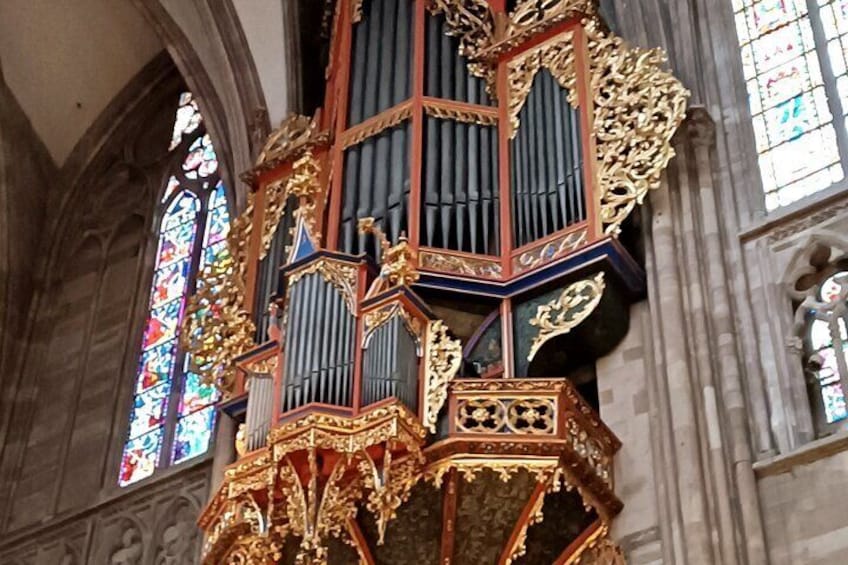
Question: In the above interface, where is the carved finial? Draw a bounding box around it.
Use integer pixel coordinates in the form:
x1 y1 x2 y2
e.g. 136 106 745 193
358 219 420 295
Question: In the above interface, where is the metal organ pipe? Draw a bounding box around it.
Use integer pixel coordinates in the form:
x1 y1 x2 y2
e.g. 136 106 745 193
244 374 274 451
347 0 413 126
281 273 355 412
253 197 297 341
361 317 419 413
510 70 585 248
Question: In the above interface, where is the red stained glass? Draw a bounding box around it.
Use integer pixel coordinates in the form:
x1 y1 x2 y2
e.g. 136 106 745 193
137 340 176 393
122 92 231 487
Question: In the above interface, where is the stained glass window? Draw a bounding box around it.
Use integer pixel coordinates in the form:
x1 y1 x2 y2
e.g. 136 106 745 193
733 0 848 210
805 271 848 427
120 93 230 487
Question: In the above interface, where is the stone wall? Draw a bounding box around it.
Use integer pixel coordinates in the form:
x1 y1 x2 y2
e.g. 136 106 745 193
0 57 216 564
0 72 55 440
597 302 663 565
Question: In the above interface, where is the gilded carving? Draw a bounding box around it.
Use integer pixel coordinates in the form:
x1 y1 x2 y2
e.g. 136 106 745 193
182 196 256 397
341 103 413 149
419 248 503 278
423 320 463 433
513 227 588 273
427 0 496 85
527 272 605 361
203 403 427 565
362 302 424 351
507 33 575 136
583 19 689 235
423 100 498 126
426 456 564 487
507 0 594 42
253 114 329 172
358 217 420 295
456 397 556 434
261 151 323 259
286 257 358 314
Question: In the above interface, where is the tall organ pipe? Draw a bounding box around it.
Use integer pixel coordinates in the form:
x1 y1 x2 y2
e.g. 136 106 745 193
253 197 297 341
422 118 499 255
510 70 585 248
348 0 413 126
425 13 491 105
340 123 411 257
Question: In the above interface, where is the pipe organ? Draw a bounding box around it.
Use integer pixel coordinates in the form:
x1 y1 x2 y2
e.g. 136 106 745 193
195 1 688 563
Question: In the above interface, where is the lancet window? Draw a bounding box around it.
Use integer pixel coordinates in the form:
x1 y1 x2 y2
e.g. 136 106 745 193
119 93 231 487
801 270 848 432
732 0 848 210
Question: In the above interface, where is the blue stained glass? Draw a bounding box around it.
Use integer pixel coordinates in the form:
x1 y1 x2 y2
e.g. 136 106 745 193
822 382 847 422
137 340 177 393
179 371 218 416
119 428 163 486
157 223 198 269
141 300 184 351
128 383 171 439
150 259 191 308
161 192 200 232
183 134 219 179
122 92 230 486
172 406 216 464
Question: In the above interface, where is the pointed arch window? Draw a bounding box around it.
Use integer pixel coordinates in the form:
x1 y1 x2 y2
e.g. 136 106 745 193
119 93 231 487
732 0 848 210
803 271 848 431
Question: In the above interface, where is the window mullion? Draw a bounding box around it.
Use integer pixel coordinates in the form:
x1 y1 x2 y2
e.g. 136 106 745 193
807 0 848 166
159 183 209 468
829 311 848 411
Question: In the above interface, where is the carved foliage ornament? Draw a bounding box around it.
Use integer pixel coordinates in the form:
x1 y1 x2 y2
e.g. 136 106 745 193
527 272 605 361
362 302 425 351
182 195 256 398
286 257 359 314
585 19 689 235
423 320 463 433
261 151 324 259
432 0 689 235
202 405 427 565
254 114 328 170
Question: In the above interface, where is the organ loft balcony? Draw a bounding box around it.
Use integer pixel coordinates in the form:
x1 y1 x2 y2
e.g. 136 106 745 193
192 0 688 563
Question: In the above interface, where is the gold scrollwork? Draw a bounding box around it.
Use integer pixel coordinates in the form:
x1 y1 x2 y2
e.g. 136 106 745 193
456 398 506 433
565 524 626 565
182 198 256 398
341 103 413 149
423 320 463 433
261 151 324 259
425 456 565 487
507 398 556 434
427 0 496 77
351 0 364 23
254 114 329 171
358 217 420 296
507 32 575 136
584 19 689 235
527 272 605 361
456 397 556 435
507 0 594 42
419 249 503 279
362 302 425 351
286 258 358 314
423 100 498 126
513 228 588 273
